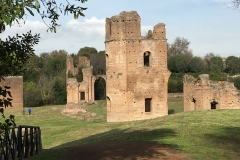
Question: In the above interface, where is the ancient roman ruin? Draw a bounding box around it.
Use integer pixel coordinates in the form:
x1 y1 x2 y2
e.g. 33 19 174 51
105 11 170 122
66 11 240 122
183 74 240 111
66 56 106 103
0 76 23 107
66 11 170 122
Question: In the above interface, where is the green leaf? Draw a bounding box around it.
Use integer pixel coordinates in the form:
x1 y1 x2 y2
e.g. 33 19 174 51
0 108 3 114
7 91 12 97
74 13 78 19
1 14 10 25
26 7 34 16
9 115 14 119
35 0 40 10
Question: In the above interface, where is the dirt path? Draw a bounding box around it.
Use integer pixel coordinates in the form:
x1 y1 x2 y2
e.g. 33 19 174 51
63 141 191 160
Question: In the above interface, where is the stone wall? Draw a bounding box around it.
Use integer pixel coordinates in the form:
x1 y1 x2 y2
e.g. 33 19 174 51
105 11 171 122
183 74 240 111
66 56 95 103
0 76 23 107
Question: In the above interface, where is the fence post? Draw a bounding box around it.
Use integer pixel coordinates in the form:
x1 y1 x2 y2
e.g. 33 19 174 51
17 126 23 160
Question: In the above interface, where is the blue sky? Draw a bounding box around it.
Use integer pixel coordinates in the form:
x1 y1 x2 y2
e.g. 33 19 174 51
2 0 240 57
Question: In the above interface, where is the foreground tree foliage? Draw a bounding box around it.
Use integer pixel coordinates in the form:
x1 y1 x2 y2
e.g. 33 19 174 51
232 0 240 10
0 0 87 138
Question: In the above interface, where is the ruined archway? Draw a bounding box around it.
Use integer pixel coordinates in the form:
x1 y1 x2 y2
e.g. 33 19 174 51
94 77 106 100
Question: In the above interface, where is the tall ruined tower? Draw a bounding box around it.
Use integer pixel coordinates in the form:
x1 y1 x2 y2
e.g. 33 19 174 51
105 11 171 122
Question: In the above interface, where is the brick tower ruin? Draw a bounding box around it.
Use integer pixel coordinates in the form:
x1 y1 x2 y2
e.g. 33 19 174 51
105 11 171 122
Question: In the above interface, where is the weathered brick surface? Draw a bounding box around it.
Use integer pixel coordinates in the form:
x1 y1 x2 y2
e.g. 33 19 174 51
183 74 240 111
105 11 170 122
0 76 23 107
66 58 95 103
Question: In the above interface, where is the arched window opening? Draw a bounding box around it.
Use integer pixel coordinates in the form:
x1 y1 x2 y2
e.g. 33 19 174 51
144 51 150 66
94 77 106 100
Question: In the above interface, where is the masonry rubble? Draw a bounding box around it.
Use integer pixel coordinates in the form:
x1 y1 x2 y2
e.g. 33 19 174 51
183 74 240 111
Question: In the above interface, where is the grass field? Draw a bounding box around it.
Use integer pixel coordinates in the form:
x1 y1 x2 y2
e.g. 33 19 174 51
4 98 240 160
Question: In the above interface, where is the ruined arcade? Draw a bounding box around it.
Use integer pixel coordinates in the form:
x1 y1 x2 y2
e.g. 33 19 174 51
105 11 170 122
66 56 96 103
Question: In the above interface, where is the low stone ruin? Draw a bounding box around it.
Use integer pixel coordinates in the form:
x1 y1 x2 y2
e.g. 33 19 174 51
61 100 106 122
183 74 240 111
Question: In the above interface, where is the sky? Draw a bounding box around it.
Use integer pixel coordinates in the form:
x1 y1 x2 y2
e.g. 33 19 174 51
2 0 240 57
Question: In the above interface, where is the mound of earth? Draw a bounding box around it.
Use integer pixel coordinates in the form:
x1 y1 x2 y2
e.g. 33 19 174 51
61 101 106 121
62 141 191 160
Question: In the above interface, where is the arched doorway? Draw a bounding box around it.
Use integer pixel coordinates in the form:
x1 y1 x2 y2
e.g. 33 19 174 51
94 77 106 100
211 100 218 109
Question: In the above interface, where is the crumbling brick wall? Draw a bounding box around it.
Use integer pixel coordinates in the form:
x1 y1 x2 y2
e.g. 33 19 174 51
66 57 95 103
0 76 23 107
183 74 240 111
105 11 171 122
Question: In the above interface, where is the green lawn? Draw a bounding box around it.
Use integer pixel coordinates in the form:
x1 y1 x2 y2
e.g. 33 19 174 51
4 98 240 160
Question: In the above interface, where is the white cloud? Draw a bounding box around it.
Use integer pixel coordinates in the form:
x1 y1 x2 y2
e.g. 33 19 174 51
1 17 106 55
2 17 163 55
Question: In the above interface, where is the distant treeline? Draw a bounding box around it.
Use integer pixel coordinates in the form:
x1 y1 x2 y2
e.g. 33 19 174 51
23 38 240 107
167 37 240 93
23 47 106 107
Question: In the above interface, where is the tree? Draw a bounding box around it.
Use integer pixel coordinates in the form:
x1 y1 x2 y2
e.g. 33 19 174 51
52 76 66 104
230 76 240 90
167 56 177 72
209 56 224 73
90 51 106 75
168 54 192 73
75 67 83 82
77 47 98 58
1 0 87 75
175 54 192 73
204 53 216 61
0 0 87 133
23 54 43 82
188 57 204 73
38 74 53 105
43 50 67 76
24 82 41 107
167 37 193 58
224 56 240 74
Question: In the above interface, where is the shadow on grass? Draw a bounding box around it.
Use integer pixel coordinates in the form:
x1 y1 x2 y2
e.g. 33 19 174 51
204 126 240 159
30 128 179 160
